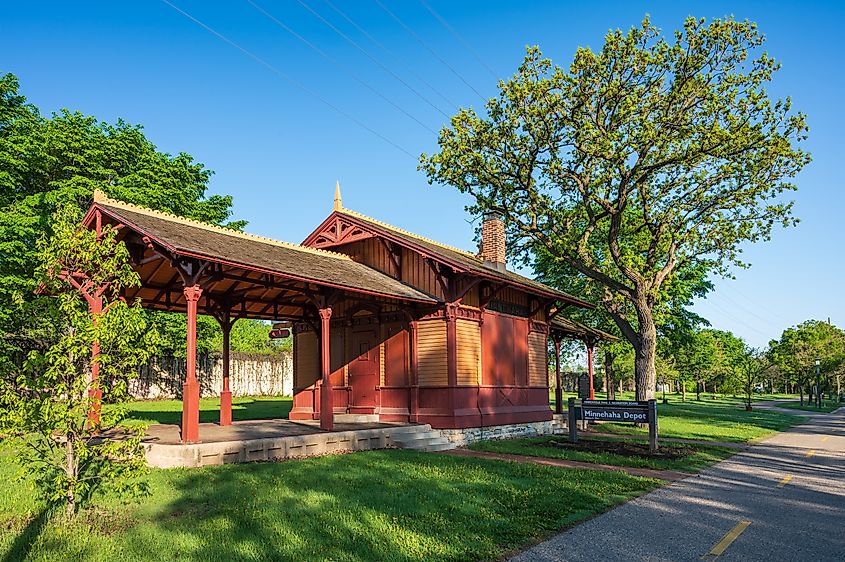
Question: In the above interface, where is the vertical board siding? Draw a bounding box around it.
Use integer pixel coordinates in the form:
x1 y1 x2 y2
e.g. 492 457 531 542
416 319 448 386
528 332 549 387
481 311 531 386
384 325 409 386
294 331 319 390
456 319 481 385
482 312 514 385
513 317 529 386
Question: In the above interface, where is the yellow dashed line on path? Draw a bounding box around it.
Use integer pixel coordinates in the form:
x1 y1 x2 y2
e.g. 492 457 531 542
806 450 816 458
821 436 829 443
708 520 751 557
776 474 793 488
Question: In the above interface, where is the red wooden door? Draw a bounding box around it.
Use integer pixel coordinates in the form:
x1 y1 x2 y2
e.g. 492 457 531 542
349 329 380 412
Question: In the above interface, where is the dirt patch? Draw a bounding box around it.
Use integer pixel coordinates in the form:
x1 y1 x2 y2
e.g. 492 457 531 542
543 438 694 460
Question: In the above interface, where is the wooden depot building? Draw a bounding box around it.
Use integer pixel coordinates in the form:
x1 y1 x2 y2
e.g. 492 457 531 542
80 187 605 443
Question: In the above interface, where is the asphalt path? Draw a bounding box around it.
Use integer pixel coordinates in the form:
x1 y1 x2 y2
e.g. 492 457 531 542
511 405 845 561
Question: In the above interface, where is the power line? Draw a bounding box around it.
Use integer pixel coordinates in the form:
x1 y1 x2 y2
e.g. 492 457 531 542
292 0 451 120
246 0 436 134
417 0 499 82
372 0 488 104
158 0 415 159
323 0 459 110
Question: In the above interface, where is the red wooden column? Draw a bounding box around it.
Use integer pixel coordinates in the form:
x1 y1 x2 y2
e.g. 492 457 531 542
219 315 233 426
586 341 595 400
319 307 334 431
409 319 419 423
445 303 458 386
553 336 563 414
182 285 203 443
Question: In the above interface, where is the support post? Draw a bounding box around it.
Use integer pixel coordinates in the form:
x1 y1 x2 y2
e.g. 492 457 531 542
182 285 202 443
319 307 333 431
567 397 578 443
409 320 419 422
219 314 233 426
648 399 658 452
587 341 595 400
554 337 563 415
445 303 458 387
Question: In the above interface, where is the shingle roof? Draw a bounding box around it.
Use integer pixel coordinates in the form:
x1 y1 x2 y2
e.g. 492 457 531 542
335 208 592 308
91 191 438 304
550 316 618 342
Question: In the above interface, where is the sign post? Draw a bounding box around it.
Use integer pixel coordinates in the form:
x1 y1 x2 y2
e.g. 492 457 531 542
569 399 659 452
567 398 578 443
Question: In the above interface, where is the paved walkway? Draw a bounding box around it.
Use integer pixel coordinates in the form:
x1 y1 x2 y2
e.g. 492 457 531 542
511 406 845 561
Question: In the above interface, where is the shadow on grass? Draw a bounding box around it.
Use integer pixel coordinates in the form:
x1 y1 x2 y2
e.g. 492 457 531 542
1 507 51 562
120 450 657 561
123 397 292 425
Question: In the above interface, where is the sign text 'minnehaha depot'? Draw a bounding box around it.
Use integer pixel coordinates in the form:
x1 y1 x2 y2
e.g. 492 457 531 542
581 400 649 422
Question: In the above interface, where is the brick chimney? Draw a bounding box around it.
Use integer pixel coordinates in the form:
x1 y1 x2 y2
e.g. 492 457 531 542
481 212 506 271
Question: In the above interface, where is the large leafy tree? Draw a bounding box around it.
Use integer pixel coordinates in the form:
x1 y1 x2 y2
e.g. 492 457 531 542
535 249 711 398
421 17 809 399
769 320 845 405
0 205 158 515
0 72 243 371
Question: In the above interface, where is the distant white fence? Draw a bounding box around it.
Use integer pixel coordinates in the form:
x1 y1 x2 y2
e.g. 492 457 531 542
129 352 293 399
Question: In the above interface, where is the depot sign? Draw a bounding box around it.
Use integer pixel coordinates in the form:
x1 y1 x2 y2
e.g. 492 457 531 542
581 400 650 422
567 398 659 452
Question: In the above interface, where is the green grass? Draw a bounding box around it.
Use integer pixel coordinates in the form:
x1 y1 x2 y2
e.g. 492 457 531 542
595 398 805 443
469 435 735 473
0 443 658 562
469 436 736 472
117 396 292 426
776 400 843 413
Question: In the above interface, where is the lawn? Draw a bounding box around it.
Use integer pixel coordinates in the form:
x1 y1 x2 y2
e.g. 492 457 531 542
118 395 292 426
777 400 843 413
594 398 805 443
470 435 736 473
0 443 658 562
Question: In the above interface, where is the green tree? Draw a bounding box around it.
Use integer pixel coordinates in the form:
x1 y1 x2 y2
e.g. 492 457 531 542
0 72 243 372
209 319 292 354
769 320 845 406
0 205 158 516
421 17 809 399
535 248 712 400
731 346 770 411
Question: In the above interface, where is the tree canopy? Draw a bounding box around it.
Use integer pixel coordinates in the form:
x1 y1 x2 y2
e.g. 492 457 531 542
0 72 246 370
421 16 809 399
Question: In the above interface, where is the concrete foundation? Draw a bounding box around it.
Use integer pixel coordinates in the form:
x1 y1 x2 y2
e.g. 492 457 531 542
437 414 566 447
144 423 425 468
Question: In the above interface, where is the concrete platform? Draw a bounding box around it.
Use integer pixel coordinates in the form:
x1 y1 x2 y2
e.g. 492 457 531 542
142 418 423 468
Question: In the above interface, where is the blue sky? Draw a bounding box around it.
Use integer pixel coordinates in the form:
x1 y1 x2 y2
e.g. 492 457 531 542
3 1 842 347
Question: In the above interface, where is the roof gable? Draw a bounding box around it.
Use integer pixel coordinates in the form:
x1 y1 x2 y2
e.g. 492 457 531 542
303 208 592 308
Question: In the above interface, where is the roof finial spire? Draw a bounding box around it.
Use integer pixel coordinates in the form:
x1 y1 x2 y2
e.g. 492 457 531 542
333 181 343 211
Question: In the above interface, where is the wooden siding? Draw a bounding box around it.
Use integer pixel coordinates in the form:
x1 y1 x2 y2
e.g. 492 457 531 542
528 332 549 387
481 311 529 386
384 324 409 386
456 319 481 386
294 331 318 390
401 248 443 300
416 319 447 386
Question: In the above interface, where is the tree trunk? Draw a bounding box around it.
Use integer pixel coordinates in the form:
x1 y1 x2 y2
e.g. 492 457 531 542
605 351 616 400
682 379 687 402
65 436 76 517
632 305 657 401
799 384 804 406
